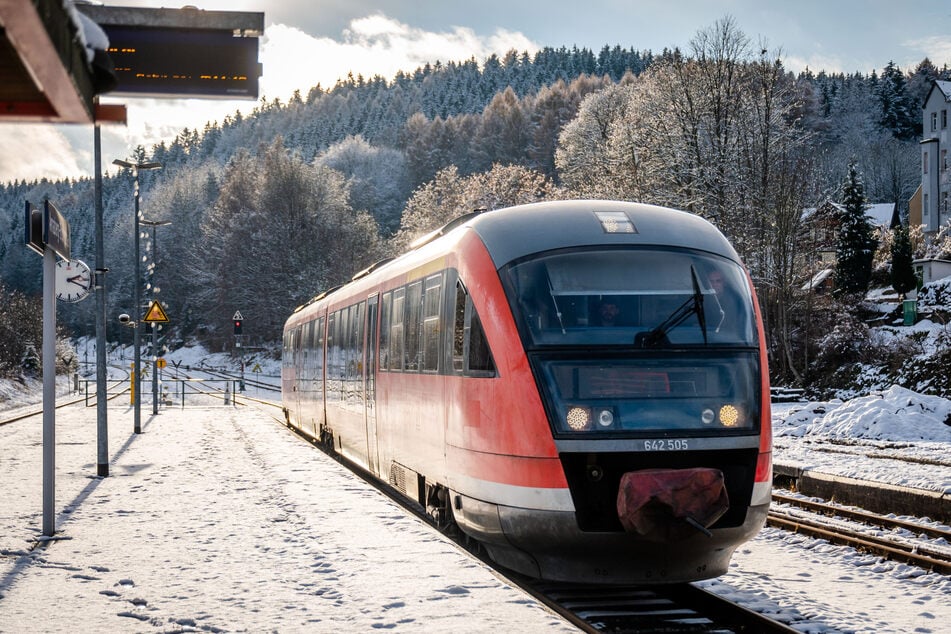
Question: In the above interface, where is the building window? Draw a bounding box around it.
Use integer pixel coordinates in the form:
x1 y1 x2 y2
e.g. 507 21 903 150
944 149 949 172
944 109 948 129
924 151 928 174
933 112 939 132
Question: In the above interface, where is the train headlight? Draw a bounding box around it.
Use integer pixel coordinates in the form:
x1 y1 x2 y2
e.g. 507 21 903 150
596 408 615 428
719 404 740 427
566 406 591 431
701 408 716 425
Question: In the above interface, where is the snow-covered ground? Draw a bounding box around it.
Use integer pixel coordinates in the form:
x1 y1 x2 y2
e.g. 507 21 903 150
1 343 949 633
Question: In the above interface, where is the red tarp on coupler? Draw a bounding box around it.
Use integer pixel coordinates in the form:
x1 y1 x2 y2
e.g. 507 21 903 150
616 468 729 541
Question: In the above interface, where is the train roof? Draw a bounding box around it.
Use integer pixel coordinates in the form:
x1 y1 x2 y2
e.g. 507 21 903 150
290 200 741 317
464 200 742 268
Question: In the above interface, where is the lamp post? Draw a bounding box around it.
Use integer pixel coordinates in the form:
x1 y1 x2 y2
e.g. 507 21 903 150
142 218 171 415
113 159 162 434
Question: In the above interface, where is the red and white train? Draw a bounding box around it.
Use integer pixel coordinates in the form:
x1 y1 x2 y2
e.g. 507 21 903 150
282 200 771 584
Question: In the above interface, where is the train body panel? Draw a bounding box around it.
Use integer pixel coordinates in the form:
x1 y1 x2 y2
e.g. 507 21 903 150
283 200 772 584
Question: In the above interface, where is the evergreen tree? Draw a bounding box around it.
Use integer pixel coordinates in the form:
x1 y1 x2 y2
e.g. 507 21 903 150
890 222 917 297
834 162 878 296
877 61 917 140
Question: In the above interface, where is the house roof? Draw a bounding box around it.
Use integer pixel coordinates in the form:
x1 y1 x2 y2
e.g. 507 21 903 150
803 202 896 227
923 80 951 108
802 268 833 291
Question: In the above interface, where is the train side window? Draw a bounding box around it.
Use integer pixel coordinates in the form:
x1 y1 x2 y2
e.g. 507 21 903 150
452 282 466 372
422 274 442 372
379 292 391 372
326 313 338 403
404 281 422 371
389 289 405 371
316 317 325 392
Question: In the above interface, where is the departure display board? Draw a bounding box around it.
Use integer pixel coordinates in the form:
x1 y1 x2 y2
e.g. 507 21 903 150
103 26 261 99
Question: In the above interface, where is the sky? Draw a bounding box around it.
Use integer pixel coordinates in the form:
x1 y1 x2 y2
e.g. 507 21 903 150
0 343 949 632
1 0 950 183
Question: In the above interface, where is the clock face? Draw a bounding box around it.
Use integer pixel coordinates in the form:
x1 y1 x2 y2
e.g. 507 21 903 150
55 259 93 303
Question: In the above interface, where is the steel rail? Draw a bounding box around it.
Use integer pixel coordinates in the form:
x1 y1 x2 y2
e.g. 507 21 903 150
772 490 951 542
766 509 951 575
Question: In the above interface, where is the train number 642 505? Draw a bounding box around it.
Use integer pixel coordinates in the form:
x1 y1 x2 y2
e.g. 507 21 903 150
644 439 689 451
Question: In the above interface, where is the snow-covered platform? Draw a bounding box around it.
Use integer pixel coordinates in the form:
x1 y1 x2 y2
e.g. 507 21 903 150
0 400 574 632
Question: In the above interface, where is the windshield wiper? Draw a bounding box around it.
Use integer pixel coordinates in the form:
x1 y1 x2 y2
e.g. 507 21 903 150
635 266 708 348
546 273 567 335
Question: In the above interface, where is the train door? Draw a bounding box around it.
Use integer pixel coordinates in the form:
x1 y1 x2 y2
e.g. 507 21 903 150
293 325 304 426
364 293 380 475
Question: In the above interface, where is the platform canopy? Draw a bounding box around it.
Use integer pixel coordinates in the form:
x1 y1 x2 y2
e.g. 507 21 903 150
1 1 263 124
0 0 125 123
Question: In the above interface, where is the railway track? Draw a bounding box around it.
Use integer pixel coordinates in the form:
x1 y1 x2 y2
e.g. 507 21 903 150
190 366 281 392
768 491 951 575
0 379 129 426
519 578 800 633
269 414 799 633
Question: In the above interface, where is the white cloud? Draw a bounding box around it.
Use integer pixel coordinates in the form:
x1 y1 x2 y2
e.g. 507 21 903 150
1 14 539 184
0 125 91 182
905 35 951 68
259 16 539 101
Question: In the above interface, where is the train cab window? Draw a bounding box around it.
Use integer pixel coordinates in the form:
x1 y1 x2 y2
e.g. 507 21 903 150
468 310 495 374
503 248 756 348
452 280 497 377
452 282 466 372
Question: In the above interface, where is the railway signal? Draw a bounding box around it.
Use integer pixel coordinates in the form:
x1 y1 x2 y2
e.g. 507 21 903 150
233 310 244 335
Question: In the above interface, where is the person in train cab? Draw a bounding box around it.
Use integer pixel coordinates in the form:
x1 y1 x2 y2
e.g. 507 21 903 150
597 298 621 326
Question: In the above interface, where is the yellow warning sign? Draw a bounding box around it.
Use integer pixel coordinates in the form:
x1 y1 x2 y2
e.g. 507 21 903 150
156 358 167 369
143 300 170 323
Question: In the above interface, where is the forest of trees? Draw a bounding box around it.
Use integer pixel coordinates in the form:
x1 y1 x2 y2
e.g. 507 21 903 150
2 17 950 390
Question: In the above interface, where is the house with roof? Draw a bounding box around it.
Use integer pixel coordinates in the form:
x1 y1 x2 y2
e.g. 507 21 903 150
914 80 951 286
920 80 951 234
799 201 897 293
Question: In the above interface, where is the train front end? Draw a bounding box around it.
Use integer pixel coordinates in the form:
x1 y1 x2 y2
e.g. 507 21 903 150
455 202 771 584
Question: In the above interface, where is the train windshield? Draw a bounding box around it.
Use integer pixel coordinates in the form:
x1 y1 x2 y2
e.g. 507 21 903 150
502 248 760 436
503 248 756 348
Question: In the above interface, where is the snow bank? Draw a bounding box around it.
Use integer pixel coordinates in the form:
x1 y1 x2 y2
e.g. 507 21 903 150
776 385 951 441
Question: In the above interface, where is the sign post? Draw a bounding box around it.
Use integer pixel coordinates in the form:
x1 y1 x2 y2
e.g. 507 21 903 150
232 311 245 390
25 200 71 538
143 300 170 414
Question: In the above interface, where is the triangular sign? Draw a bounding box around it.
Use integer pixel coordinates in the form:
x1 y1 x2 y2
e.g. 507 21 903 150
233 310 244 321
143 300 170 323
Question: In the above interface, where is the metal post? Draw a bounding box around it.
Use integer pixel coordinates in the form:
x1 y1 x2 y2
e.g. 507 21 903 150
42 247 56 537
149 221 157 414
94 121 108 476
152 323 158 414
133 174 142 433
114 159 161 433
142 220 170 414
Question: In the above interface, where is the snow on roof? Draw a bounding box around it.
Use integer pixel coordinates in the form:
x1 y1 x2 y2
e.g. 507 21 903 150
864 202 897 226
801 268 832 290
802 202 896 227
936 80 951 100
